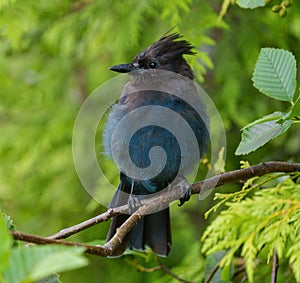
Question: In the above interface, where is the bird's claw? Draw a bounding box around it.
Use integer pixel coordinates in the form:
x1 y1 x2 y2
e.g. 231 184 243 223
128 195 142 214
178 188 191 206
171 176 191 207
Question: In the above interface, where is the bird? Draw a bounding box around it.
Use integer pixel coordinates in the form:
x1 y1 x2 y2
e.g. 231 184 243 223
103 33 209 257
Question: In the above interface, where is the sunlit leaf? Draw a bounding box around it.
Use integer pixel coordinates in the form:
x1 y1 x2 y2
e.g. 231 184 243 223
252 48 296 102
204 251 229 283
237 0 265 9
3 245 88 283
236 112 293 155
202 179 300 283
0 213 12 274
36 274 62 283
290 95 300 118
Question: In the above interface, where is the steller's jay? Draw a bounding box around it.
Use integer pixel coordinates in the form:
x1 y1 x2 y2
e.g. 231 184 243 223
103 33 209 256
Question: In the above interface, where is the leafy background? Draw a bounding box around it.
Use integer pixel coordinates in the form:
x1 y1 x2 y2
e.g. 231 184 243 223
0 0 300 282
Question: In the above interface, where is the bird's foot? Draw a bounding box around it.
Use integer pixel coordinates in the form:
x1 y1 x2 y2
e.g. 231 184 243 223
127 194 142 214
178 188 191 207
171 176 191 207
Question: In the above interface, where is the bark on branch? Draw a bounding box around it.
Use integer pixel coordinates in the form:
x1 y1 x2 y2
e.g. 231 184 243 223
11 161 300 257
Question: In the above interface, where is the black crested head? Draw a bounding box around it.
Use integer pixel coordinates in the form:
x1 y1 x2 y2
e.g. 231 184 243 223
110 33 196 80
140 33 196 60
134 33 196 79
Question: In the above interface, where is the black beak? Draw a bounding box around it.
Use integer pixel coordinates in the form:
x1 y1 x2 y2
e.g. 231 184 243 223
109 63 135 73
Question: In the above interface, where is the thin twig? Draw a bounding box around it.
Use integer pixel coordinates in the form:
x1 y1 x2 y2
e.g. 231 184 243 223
103 211 143 253
156 258 194 283
12 231 111 256
125 259 162 273
191 161 300 194
70 0 94 12
47 208 119 239
271 249 279 283
232 265 246 280
204 261 221 283
126 256 193 282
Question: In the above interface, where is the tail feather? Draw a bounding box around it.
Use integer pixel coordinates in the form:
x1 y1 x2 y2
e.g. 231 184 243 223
106 181 171 257
144 208 171 256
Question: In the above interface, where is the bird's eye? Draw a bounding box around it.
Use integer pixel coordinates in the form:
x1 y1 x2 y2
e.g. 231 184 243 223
148 61 157 69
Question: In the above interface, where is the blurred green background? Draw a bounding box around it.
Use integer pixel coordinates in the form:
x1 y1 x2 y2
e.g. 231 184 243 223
0 0 300 282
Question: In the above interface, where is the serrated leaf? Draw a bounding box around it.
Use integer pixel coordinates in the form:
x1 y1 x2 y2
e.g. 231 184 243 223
241 111 284 130
30 250 88 280
252 48 296 102
236 112 293 155
2 213 18 247
2 213 16 232
3 245 88 283
237 0 265 9
0 213 12 274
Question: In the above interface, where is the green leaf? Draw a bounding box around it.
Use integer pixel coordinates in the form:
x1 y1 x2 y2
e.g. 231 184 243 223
2 213 18 247
287 235 300 282
290 95 300 118
161 241 205 283
202 179 300 283
241 111 283 129
252 48 297 102
204 251 229 283
237 0 265 9
2 213 16 232
36 274 62 283
0 213 12 274
3 245 88 283
236 112 293 155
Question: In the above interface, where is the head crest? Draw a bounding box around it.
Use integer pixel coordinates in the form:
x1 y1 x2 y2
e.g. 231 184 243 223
131 32 195 79
144 33 196 59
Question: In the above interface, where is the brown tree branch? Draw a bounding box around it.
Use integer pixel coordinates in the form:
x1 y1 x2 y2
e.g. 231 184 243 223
191 161 300 194
11 161 300 257
271 249 279 283
48 161 300 241
12 231 111 256
47 208 118 240
204 261 221 283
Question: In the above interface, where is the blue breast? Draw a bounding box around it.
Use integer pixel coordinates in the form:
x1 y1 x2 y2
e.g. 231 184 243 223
103 90 209 194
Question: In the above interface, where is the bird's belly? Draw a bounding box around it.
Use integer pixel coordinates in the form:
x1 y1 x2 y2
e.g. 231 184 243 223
103 91 209 193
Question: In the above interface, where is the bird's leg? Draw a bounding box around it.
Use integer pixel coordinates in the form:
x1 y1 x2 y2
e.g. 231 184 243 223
171 175 191 207
127 181 142 214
